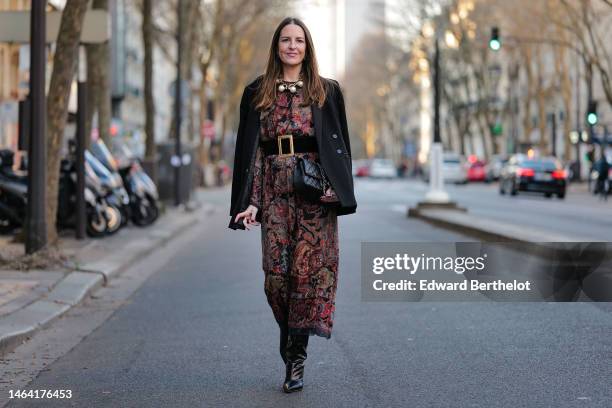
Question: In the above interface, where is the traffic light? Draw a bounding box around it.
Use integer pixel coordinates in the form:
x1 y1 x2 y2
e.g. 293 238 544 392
587 100 598 126
489 27 501 51
490 122 503 136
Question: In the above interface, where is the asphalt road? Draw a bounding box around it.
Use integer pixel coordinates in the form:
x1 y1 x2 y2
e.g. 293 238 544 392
4 182 612 407
361 177 612 240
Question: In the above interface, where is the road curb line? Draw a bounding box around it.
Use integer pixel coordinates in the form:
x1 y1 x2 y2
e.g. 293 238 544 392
409 209 525 243
0 206 207 357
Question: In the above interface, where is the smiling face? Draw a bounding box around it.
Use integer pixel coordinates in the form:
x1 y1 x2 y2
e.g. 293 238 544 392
277 23 306 68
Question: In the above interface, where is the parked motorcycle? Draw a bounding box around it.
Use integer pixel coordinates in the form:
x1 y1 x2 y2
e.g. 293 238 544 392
0 147 120 238
57 156 109 238
108 139 160 226
89 139 133 227
84 149 127 233
0 150 27 233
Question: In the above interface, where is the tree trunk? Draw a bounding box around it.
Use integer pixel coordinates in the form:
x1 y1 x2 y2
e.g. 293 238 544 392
86 0 111 146
555 43 573 160
521 48 534 145
198 0 223 170
198 62 211 170
143 0 156 161
46 0 89 244
535 46 549 154
168 0 194 141
185 0 198 143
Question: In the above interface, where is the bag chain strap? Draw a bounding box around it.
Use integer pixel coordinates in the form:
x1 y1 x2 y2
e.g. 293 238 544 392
319 163 330 192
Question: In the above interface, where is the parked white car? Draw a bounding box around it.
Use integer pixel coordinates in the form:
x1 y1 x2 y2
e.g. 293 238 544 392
369 158 396 179
422 152 468 184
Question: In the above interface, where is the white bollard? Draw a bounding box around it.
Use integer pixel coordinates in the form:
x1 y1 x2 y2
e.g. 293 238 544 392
425 143 450 203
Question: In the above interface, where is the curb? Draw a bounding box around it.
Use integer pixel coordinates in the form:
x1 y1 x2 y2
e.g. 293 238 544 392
0 203 209 356
0 273 103 355
409 208 523 243
408 208 599 243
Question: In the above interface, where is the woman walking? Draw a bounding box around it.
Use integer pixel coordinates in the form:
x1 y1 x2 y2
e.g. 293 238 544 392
228 17 356 393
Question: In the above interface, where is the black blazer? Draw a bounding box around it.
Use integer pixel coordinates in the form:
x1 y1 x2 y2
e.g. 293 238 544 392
228 75 357 230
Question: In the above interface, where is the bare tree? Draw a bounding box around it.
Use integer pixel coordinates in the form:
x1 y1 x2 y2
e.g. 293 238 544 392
193 0 286 167
344 32 398 158
557 0 612 107
85 0 112 147
46 0 89 244
141 0 157 182
166 0 199 142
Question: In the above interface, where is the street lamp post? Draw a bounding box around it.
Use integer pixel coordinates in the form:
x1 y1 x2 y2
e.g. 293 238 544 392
424 37 450 203
408 31 463 218
25 0 47 254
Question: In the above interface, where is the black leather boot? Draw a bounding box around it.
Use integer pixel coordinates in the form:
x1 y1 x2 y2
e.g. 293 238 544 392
283 334 309 393
279 320 289 364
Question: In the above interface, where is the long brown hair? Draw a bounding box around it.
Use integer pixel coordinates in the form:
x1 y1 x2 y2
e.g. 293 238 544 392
253 17 328 112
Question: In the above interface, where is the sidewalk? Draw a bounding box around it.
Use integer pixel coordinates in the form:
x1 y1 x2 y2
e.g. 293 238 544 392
0 191 214 356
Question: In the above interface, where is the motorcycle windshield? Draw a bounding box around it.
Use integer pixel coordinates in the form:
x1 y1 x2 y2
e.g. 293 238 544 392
110 138 136 169
90 139 119 172
85 161 104 192
85 150 113 179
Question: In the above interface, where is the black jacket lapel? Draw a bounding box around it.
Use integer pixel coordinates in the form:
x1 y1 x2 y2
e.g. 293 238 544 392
312 103 323 145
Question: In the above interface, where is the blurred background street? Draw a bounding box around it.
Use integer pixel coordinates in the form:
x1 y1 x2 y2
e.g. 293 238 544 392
0 0 611 406
1 183 611 407
0 0 611 252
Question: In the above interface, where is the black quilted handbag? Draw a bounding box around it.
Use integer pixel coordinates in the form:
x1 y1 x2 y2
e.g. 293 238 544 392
292 156 330 202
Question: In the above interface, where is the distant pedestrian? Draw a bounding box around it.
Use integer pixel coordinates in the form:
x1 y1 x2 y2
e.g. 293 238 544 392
596 155 610 201
587 146 595 192
228 17 357 393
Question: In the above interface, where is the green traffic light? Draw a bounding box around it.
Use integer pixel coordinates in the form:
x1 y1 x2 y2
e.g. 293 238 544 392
587 112 598 125
489 39 501 51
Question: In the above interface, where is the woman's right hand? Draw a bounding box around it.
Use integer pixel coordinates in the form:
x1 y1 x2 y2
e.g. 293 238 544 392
234 205 260 230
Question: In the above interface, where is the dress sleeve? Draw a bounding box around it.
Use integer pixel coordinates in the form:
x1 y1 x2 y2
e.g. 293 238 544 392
248 146 264 211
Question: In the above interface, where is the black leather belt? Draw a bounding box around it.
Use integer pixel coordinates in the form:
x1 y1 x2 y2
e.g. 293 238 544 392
260 134 318 157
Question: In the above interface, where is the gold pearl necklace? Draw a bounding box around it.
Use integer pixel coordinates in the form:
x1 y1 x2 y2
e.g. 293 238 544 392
276 77 304 93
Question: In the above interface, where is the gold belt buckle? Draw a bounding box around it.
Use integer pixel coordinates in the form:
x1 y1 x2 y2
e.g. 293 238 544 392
277 134 294 157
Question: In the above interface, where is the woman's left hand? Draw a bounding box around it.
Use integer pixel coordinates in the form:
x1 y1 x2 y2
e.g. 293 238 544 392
320 187 339 203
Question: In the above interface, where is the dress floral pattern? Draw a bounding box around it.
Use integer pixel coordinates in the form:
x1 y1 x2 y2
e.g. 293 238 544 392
248 88 339 339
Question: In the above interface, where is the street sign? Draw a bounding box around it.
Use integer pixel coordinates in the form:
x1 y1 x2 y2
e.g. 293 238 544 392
181 153 191 165
201 120 215 140
170 155 181 167
0 10 110 44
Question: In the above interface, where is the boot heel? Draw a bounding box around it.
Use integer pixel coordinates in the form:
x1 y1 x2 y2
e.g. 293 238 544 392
282 334 309 393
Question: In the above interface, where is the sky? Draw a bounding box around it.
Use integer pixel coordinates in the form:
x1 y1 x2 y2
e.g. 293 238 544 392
298 0 383 79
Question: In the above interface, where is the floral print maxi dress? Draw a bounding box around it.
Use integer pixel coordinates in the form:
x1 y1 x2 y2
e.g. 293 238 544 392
248 88 339 339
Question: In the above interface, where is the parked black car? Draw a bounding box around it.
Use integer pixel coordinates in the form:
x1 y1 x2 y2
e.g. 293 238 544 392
499 154 567 199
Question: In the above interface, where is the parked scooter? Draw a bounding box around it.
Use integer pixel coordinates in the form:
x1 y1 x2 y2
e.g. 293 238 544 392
84 149 128 232
57 156 109 238
89 139 133 227
107 139 160 226
0 150 27 233
0 147 119 237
